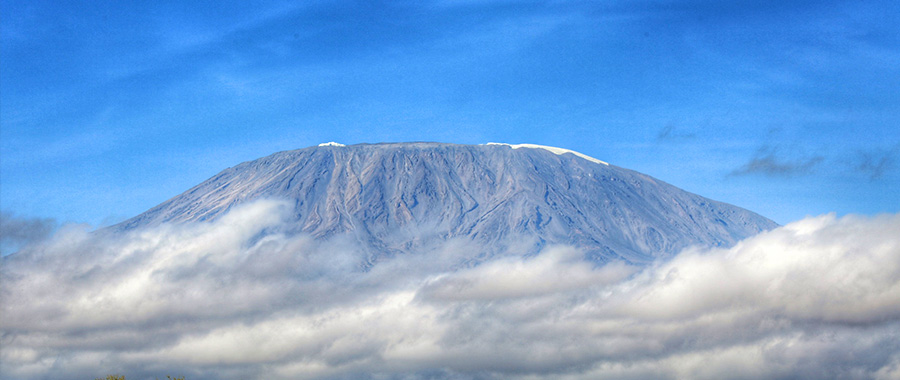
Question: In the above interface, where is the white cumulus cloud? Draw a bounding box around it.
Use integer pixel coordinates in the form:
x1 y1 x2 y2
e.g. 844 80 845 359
2 203 899 380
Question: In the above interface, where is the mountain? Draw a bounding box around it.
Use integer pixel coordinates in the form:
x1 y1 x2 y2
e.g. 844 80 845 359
116 142 777 263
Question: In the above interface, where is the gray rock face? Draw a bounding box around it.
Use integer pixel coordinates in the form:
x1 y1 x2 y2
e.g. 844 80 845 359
117 142 777 263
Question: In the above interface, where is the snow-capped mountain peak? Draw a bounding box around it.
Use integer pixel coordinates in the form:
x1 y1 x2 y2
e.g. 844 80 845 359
117 142 776 263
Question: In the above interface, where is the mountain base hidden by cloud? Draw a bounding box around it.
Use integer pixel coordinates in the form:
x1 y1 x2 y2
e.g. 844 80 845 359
2 201 899 380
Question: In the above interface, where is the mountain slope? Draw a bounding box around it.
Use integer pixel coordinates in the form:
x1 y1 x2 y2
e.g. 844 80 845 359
117 142 777 263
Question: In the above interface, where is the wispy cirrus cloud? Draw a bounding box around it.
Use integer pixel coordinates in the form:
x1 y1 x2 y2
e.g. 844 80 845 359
731 146 824 177
857 144 900 180
2 201 900 379
0 211 56 255
656 124 697 141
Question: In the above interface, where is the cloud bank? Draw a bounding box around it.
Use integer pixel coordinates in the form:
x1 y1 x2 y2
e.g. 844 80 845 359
3 201 900 380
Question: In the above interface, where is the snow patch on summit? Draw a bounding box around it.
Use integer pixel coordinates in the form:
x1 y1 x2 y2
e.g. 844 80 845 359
486 142 609 166
318 142 345 147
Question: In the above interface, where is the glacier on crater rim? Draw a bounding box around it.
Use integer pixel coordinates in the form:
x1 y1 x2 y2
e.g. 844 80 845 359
485 142 609 166
321 141 609 166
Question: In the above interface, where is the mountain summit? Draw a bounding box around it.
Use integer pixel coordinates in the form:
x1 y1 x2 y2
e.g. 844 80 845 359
118 142 776 263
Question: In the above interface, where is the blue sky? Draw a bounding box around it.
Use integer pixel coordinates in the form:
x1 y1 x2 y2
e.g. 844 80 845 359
2 0 898 226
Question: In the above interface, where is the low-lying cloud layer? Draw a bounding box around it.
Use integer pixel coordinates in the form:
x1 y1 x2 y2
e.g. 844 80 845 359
3 201 900 380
